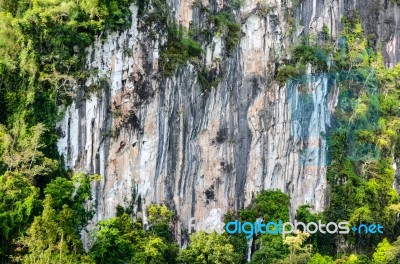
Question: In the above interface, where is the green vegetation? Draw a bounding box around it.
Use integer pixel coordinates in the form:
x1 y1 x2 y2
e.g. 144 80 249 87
276 44 332 84
211 12 242 52
178 231 240 264
137 0 242 89
372 237 400 263
223 190 291 264
232 0 245 9
0 0 133 262
321 15 400 256
277 65 299 86
160 25 203 77
198 66 220 92
292 45 330 71
322 23 330 40
273 12 400 263
89 205 178 264
22 174 99 263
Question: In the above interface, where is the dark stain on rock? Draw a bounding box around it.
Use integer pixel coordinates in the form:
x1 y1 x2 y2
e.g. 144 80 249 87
124 110 140 130
204 185 215 204
215 127 228 143
220 161 233 174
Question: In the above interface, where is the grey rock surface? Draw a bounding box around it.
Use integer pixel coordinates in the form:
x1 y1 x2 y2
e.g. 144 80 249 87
56 0 400 245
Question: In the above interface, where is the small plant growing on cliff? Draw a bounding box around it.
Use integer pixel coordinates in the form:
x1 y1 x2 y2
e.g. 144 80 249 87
276 65 298 86
102 129 119 139
232 0 245 9
322 23 330 40
160 25 203 76
197 66 220 92
211 12 242 53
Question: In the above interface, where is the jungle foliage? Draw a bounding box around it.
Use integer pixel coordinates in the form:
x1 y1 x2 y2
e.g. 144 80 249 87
273 11 400 264
0 0 133 262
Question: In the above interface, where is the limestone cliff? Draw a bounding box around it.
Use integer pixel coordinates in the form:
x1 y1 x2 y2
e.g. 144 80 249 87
56 0 400 244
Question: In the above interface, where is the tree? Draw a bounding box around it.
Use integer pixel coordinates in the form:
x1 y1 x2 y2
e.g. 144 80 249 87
250 235 289 264
131 236 169 264
372 237 400 264
238 190 290 263
0 121 58 181
22 196 93 264
0 171 39 261
386 237 400 263
273 231 311 264
283 231 311 261
147 204 174 240
21 173 98 263
89 214 144 264
178 231 241 264
146 204 179 263
373 238 391 264
334 254 362 264
308 253 334 264
90 205 179 264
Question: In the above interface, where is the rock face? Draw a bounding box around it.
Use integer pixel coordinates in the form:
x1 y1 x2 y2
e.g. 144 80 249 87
57 0 400 244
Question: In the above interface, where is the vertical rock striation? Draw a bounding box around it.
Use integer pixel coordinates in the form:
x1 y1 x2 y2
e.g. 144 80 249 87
57 0 400 244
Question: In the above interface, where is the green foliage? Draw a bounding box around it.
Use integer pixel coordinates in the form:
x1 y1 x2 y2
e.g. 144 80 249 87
295 206 334 254
0 121 58 180
319 14 400 258
238 190 290 223
271 13 400 261
138 0 204 78
275 231 311 264
211 12 242 52
292 45 329 71
337 14 370 70
45 174 99 230
250 235 289 264
276 43 334 86
198 66 220 92
22 196 94 264
322 24 330 40
99 0 133 31
142 0 169 26
21 173 98 263
308 253 334 264
276 14 374 86
371 236 400 264
277 65 299 86
90 208 178 264
0 2 399 263
90 213 145 263
325 80 398 251
0 0 133 155
131 236 172 264
160 24 203 76
0 172 39 259
177 231 241 264
373 238 392 264
0 2 133 258
232 0 245 9
147 203 179 262
334 254 369 264
228 190 291 264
